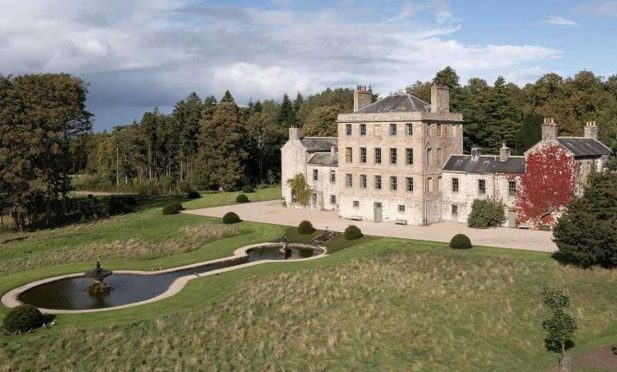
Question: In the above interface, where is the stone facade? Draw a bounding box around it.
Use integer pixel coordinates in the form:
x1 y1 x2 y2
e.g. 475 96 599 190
336 84 463 225
281 86 613 229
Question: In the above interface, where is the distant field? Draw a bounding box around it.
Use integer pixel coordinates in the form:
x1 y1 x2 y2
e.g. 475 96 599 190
1 184 616 371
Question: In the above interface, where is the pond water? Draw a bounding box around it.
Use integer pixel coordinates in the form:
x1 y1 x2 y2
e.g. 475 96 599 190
18 244 322 311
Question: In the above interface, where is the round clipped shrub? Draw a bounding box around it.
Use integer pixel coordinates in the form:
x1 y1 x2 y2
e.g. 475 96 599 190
187 191 201 199
3 305 48 334
450 234 472 249
222 212 240 224
344 225 363 240
298 220 315 235
236 194 249 203
242 185 255 193
162 202 184 215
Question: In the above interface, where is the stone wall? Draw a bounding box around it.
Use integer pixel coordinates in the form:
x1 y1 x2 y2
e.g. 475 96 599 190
442 171 519 226
306 165 338 211
281 138 308 207
336 111 464 225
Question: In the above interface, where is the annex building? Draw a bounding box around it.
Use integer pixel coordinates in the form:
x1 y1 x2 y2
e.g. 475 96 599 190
281 85 613 229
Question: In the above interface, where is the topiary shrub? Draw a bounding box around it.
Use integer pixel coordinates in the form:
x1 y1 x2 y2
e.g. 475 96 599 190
187 191 201 199
162 202 184 215
450 234 472 249
236 194 249 203
467 199 506 228
344 225 363 240
242 185 255 193
222 212 240 224
298 220 315 235
612 345 617 356
3 305 51 334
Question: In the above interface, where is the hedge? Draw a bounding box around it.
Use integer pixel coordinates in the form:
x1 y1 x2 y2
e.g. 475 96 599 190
344 225 363 240
222 212 240 224
298 220 315 235
450 234 472 249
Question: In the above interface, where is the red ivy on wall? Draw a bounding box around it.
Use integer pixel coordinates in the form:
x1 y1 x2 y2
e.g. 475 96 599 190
515 143 579 227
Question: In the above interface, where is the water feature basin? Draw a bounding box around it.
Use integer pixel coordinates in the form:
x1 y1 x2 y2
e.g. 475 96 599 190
9 243 324 312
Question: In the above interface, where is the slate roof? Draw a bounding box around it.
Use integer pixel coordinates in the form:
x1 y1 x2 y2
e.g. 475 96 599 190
307 152 338 167
557 137 612 157
300 137 337 152
355 94 431 114
443 155 525 174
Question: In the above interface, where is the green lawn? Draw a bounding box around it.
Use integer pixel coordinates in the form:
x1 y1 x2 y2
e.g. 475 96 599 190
1 185 616 371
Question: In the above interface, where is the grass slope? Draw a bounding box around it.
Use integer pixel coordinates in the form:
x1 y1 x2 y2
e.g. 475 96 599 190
1 186 616 371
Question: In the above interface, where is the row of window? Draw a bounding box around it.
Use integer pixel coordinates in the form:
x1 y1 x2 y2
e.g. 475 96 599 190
351 201 407 213
313 169 337 182
345 123 453 137
344 147 444 167
345 174 414 192
346 123 414 137
450 178 516 196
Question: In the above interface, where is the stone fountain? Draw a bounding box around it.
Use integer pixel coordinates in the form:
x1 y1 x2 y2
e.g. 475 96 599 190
84 261 113 294
279 236 292 259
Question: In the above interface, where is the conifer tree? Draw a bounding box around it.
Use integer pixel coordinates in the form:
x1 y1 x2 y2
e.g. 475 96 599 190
278 93 296 127
195 100 247 190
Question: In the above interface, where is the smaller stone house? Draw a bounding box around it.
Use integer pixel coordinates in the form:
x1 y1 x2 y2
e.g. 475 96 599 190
516 119 612 227
441 145 524 226
280 128 338 210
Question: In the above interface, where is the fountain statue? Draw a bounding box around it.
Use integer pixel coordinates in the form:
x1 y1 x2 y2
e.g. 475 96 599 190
84 261 113 294
279 236 292 259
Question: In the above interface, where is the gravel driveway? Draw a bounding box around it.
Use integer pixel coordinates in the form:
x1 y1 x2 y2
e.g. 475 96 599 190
184 200 557 252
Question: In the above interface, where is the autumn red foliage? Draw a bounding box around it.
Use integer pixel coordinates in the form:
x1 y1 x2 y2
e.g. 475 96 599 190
515 143 579 227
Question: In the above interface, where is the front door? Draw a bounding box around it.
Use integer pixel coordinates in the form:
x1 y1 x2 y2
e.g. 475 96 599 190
507 210 516 228
374 202 383 222
311 193 318 209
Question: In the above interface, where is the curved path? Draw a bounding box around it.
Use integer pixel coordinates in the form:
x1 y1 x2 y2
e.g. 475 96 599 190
1 243 327 314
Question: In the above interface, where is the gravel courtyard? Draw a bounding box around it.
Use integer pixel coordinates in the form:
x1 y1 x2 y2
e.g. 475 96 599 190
184 200 557 252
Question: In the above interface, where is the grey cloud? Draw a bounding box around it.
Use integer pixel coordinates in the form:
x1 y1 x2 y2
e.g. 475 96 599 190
0 0 562 130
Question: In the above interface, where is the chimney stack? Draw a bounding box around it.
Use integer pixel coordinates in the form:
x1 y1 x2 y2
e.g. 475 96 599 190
584 121 599 141
430 83 450 113
353 85 373 112
541 117 558 141
471 147 482 161
330 146 338 159
499 143 511 162
289 126 301 140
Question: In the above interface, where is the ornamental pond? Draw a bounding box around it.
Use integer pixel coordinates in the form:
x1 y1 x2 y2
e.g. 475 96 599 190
17 243 324 311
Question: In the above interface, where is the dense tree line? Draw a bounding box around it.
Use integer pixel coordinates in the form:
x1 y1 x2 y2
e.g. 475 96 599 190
2 68 617 229
407 67 617 155
77 88 355 194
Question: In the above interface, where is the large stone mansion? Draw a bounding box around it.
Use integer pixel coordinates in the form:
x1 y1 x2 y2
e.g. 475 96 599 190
281 84 613 228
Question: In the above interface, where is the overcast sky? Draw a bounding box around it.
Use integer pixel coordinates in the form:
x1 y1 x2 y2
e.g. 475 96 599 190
1 0 616 131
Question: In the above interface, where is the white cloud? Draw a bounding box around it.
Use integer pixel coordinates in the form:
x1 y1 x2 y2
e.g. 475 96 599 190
543 15 579 26
0 0 563 129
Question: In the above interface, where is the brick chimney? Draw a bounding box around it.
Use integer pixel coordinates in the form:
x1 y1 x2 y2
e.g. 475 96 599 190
471 147 482 161
289 126 301 140
430 83 450 113
541 117 558 141
353 85 372 112
499 143 511 162
584 121 599 141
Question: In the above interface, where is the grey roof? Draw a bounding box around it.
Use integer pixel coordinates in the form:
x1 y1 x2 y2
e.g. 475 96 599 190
300 137 337 152
308 152 338 167
443 155 525 174
355 94 430 114
557 137 612 157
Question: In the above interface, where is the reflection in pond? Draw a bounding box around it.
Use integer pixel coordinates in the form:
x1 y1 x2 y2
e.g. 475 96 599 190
18 244 322 311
